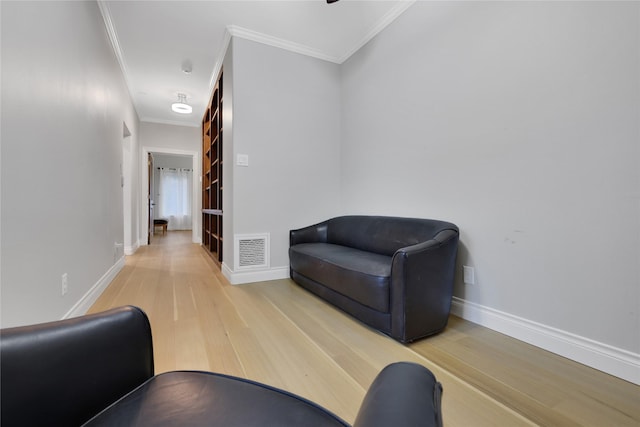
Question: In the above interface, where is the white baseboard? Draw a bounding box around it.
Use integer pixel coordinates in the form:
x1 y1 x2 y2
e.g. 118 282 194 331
124 241 139 255
451 297 640 385
221 263 289 285
62 257 125 319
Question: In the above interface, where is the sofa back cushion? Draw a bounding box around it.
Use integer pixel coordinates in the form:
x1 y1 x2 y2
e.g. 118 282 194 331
326 216 457 256
0 306 154 427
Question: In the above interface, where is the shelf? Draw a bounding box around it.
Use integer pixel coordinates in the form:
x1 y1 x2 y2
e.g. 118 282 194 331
202 209 223 215
202 69 223 264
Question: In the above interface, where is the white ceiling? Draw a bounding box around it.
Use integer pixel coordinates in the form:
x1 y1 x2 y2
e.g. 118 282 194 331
99 0 415 127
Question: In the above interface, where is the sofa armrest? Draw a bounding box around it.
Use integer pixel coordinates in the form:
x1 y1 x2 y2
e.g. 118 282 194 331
290 220 329 246
0 306 154 427
398 229 458 257
390 229 459 342
353 362 443 427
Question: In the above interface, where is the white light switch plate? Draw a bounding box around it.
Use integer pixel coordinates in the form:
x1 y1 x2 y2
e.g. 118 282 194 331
237 154 249 167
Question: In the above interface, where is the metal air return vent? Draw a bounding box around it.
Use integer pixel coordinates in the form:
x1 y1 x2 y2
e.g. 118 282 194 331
234 233 270 270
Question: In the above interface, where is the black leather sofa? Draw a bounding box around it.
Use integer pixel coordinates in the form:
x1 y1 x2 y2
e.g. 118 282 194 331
290 216 459 343
1 305 444 427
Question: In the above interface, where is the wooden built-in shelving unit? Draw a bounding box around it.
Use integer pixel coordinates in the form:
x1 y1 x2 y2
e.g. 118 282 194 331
202 70 223 264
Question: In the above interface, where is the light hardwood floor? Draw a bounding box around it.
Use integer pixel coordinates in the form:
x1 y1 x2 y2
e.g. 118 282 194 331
89 231 640 426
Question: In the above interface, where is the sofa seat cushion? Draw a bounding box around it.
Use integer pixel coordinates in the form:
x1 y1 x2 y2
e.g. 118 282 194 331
289 243 392 313
83 371 348 427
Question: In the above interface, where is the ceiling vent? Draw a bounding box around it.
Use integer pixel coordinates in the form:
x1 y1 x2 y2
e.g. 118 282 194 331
234 233 270 270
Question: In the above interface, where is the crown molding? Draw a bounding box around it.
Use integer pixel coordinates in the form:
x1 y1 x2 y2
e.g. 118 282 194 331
227 25 342 64
208 28 232 94
97 1 138 107
337 0 416 63
227 1 416 66
101 0 417 122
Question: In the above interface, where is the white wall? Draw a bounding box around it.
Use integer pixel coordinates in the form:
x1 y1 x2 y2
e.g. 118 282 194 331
223 37 342 282
222 41 235 272
139 122 200 152
340 2 639 380
0 1 140 327
153 153 193 170
138 122 200 244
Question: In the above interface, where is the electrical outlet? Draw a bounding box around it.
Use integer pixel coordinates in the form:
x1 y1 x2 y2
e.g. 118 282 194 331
114 242 124 263
463 266 475 285
61 273 68 296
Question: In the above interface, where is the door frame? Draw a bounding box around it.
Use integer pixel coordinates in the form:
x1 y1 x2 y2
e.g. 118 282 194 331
140 146 200 245
147 152 154 245
121 122 135 255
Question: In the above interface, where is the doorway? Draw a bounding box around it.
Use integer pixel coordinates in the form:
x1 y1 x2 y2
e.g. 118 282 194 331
147 153 154 244
141 147 199 246
152 153 194 235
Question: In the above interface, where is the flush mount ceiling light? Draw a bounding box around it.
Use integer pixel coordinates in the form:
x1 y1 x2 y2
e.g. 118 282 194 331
171 93 192 114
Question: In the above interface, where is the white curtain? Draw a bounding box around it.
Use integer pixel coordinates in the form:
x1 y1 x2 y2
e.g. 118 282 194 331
158 168 192 230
